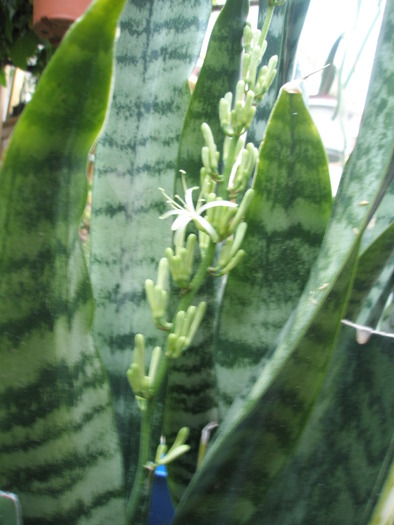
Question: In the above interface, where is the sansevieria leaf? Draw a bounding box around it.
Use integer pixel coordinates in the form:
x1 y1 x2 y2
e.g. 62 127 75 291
215 83 332 417
0 0 126 523
252 223 393 525
90 0 212 491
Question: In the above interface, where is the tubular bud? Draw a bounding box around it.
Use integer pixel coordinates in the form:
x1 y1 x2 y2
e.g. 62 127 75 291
243 23 253 52
165 233 196 289
244 91 256 128
214 222 247 274
241 52 251 83
227 222 247 263
214 249 246 276
256 55 278 100
159 445 191 466
133 333 146 384
127 364 142 394
201 146 211 170
175 336 187 358
157 257 169 289
165 302 206 358
201 122 215 150
148 346 162 385
174 310 186 336
222 249 246 273
145 262 171 329
235 80 245 104
219 96 231 129
231 143 257 196
166 333 178 355
182 305 197 337
127 337 162 404
171 426 190 450
229 188 255 234
185 301 207 346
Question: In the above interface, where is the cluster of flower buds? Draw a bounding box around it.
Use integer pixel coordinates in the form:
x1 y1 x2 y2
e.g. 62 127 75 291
254 55 278 101
127 334 162 410
219 80 256 137
165 233 196 289
242 23 278 102
147 428 191 471
210 221 248 277
242 26 267 91
204 187 254 239
228 142 258 198
166 302 207 358
141 18 280 372
219 24 278 140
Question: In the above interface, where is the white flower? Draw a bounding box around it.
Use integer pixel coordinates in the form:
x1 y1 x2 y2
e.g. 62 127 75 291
160 184 236 246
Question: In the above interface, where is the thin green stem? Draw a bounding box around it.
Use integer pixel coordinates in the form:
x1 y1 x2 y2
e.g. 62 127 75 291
125 401 155 524
125 240 217 523
125 4 281 521
260 4 275 46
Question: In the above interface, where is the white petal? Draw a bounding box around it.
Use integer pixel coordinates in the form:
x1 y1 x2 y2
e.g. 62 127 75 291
199 200 237 213
195 215 219 242
160 209 183 220
184 187 199 210
172 214 190 231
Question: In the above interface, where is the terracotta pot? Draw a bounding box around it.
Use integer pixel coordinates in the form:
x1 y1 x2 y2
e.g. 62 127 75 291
33 0 93 46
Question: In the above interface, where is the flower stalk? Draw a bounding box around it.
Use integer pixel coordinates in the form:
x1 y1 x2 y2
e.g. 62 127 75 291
125 7 282 521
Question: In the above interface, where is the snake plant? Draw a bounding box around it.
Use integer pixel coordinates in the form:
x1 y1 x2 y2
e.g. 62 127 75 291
0 0 393 524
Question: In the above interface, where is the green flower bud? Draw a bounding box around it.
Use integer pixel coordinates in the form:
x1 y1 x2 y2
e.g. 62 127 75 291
158 427 191 466
242 23 253 52
148 346 162 385
145 258 171 330
229 188 255 234
241 52 251 83
127 363 142 394
133 333 146 385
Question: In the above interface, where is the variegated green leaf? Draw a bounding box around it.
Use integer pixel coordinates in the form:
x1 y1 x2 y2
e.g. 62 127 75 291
252 241 393 524
173 0 394 521
215 85 332 417
89 0 212 490
248 193 394 523
0 0 126 522
253 328 394 525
